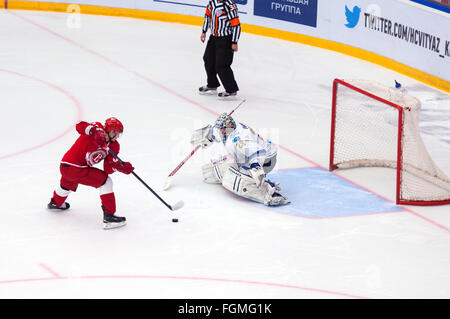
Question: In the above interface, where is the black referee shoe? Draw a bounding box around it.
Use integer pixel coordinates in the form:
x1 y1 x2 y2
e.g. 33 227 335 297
218 91 237 98
199 86 218 95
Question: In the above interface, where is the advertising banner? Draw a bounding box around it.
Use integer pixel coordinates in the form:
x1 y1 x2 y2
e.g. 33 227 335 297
330 0 449 81
5 0 450 84
253 0 318 27
409 0 450 14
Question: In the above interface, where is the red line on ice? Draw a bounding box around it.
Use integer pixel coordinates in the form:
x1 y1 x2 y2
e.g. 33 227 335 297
0 271 368 299
0 69 83 160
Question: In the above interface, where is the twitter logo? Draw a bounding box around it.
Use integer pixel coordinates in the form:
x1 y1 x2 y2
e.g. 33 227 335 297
345 5 361 28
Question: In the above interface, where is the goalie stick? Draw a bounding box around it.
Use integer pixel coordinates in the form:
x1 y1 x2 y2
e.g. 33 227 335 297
163 99 246 190
108 149 184 211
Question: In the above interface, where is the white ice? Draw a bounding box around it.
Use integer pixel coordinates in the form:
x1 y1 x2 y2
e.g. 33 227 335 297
0 9 449 299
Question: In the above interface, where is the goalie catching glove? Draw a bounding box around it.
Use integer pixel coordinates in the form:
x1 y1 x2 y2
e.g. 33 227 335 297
191 124 215 149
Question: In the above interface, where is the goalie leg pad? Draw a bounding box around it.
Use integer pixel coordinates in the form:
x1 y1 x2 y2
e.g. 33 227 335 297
221 167 278 205
202 160 229 184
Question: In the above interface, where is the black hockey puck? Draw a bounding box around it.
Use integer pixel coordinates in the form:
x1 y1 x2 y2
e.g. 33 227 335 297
172 218 178 223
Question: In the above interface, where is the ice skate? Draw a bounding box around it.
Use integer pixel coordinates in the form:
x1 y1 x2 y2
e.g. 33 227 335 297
199 86 218 95
268 192 290 206
218 91 237 99
47 199 70 210
103 212 126 230
266 179 281 191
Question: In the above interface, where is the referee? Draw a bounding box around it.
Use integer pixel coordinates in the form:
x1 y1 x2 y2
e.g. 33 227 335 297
199 0 241 98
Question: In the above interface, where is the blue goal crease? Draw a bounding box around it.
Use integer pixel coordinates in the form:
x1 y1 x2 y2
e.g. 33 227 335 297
254 167 403 218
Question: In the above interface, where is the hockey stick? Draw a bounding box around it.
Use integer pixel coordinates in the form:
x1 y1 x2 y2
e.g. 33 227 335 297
163 144 201 190
163 99 246 190
108 149 184 211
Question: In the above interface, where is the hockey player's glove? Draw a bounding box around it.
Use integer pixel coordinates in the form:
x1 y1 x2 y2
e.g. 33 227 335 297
191 124 215 149
111 158 134 175
202 129 215 149
249 163 265 188
90 126 107 147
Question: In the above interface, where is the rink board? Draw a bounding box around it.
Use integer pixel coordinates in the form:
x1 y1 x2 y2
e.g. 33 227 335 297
261 168 402 218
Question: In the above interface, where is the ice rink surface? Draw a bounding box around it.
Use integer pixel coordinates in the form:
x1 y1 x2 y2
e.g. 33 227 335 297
0 9 449 299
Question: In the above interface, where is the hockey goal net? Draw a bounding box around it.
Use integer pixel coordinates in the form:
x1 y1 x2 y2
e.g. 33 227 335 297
329 78 450 205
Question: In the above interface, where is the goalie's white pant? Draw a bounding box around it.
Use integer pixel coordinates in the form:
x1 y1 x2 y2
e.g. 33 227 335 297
221 166 277 206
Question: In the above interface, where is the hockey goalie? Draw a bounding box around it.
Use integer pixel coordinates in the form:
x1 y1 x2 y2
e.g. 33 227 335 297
191 113 290 206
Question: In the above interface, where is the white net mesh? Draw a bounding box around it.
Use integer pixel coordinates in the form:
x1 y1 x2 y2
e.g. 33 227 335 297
331 79 450 204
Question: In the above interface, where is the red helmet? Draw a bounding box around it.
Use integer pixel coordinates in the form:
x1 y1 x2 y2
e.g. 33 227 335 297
104 117 123 133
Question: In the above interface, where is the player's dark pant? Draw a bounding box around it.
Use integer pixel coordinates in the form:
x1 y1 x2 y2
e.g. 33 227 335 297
203 35 239 93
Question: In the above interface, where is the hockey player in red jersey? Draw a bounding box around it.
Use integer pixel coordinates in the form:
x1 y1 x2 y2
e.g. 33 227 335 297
47 117 134 229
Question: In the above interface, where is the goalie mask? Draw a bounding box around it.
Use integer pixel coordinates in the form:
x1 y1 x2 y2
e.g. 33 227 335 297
215 113 236 142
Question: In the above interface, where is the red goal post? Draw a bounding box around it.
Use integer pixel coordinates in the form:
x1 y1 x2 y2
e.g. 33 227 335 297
329 78 450 206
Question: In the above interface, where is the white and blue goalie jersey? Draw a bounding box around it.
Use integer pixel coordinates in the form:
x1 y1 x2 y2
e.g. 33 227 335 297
213 123 277 171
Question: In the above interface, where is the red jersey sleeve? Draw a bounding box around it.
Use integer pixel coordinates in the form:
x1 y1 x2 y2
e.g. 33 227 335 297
75 121 94 135
103 141 120 174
